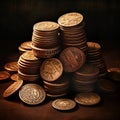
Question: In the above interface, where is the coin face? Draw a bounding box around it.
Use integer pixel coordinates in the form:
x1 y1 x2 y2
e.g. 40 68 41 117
20 41 32 50
19 84 46 105
40 58 63 81
10 73 20 82
52 98 76 110
4 61 18 72
0 71 10 80
59 47 86 72
75 92 101 106
3 80 23 98
58 12 83 27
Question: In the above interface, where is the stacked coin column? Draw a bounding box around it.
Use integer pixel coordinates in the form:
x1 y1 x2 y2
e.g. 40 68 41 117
87 42 107 78
57 12 88 54
31 21 61 58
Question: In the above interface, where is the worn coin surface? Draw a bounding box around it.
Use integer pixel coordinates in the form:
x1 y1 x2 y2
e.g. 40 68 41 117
52 98 76 110
75 92 101 106
0 71 10 80
3 80 23 98
40 58 63 81
19 84 46 105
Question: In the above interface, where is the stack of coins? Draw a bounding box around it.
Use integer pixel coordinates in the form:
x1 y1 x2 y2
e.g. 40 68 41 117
31 21 61 58
18 41 32 54
18 50 42 82
87 42 107 78
72 63 99 93
58 12 88 54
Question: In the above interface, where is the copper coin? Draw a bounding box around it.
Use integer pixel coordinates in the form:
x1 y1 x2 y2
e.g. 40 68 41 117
59 47 86 72
19 84 46 105
0 71 10 80
52 98 76 110
3 80 23 98
10 73 20 82
4 61 18 72
75 92 101 106
20 41 32 50
40 58 63 81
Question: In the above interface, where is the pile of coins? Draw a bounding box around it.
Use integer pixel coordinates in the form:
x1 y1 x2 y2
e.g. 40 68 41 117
31 21 61 58
87 42 107 78
18 50 42 82
58 12 88 54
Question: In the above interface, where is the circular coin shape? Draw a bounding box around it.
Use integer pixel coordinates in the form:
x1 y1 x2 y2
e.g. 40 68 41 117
59 47 85 72
0 71 10 80
75 92 101 106
10 73 20 82
20 41 32 50
19 84 46 105
3 80 23 98
40 58 63 81
52 98 76 110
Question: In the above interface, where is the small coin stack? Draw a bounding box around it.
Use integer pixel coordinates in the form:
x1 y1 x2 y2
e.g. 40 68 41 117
18 41 32 54
87 42 107 78
31 21 61 58
18 50 42 82
58 12 88 54
72 63 99 93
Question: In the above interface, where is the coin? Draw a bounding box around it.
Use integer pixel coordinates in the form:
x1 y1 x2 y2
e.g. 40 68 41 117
4 61 18 73
20 41 32 50
52 98 76 110
0 71 10 80
3 80 23 98
59 47 86 72
40 58 63 81
10 73 20 82
19 84 46 105
75 92 101 106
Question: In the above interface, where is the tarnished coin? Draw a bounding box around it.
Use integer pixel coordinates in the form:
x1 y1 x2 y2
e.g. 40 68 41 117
3 80 23 98
58 12 83 27
19 84 46 105
52 98 76 110
59 47 85 72
75 92 101 106
10 73 20 82
87 42 101 51
40 58 63 82
4 61 18 72
0 71 10 80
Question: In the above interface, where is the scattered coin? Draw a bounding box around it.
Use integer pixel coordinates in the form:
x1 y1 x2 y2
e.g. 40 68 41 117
52 98 76 110
10 73 20 82
75 92 101 106
0 71 10 80
19 84 46 105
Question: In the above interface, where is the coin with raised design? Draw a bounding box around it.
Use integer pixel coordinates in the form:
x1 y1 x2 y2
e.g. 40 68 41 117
40 58 63 81
75 92 101 106
52 98 76 110
0 71 10 80
3 80 23 98
19 84 46 105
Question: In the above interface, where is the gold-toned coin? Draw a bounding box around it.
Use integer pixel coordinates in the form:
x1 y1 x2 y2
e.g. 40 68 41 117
3 80 23 98
19 84 46 105
75 92 101 106
20 41 32 50
0 71 10 80
10 73 20 82
52 98 76 110
40 58 63 81
4 61 18 72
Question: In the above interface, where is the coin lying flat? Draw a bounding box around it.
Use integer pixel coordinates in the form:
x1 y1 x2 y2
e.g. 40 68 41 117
4 61 18 73
20 41 32 50
52 98 76 110
10 73 20 82
75 92 101 106
3 80 23 98
40 58 63 82
19 84 46 105
0 71 10 80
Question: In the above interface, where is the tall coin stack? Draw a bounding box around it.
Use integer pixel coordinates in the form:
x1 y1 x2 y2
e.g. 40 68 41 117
31 21 61 58
72 63 99 93
18 51 42 82
87 42 107 78
58 12 88 54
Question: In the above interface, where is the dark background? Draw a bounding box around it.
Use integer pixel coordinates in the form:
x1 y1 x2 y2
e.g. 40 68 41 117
0 0 120 57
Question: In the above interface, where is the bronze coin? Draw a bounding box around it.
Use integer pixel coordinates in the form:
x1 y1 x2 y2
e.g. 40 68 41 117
59 47 86 72
10 73 20 82
20 41 32 50
0 71 10 80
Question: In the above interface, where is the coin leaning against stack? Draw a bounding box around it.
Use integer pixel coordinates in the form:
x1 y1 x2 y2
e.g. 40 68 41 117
18 50 42 82
31 21 61 58
58 12 88 54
